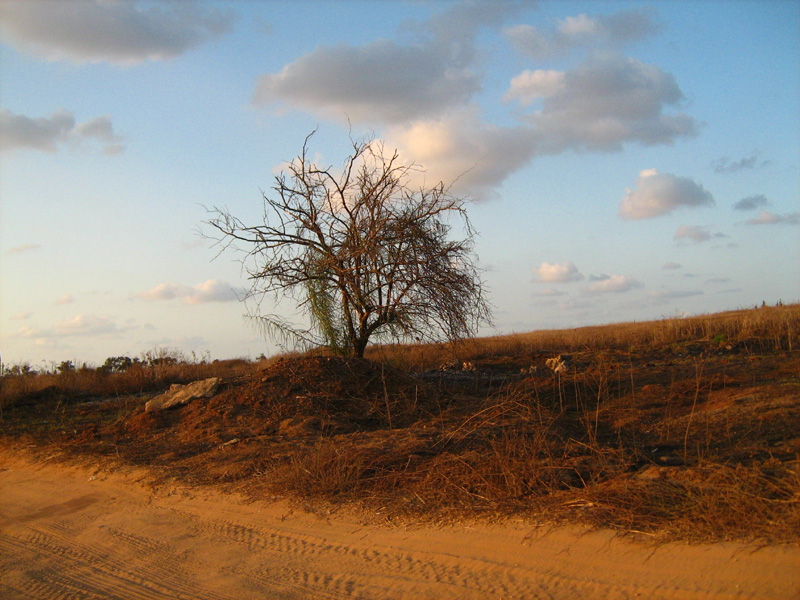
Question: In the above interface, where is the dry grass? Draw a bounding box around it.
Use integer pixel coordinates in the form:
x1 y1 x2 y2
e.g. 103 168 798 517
0 357 253 413
367 303 799 370
2 303 798 543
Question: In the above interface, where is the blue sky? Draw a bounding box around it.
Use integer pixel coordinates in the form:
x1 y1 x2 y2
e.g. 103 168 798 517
1 0 798 366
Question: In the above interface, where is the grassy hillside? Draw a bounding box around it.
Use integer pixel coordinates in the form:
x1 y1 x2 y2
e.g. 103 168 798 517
2 303 798 542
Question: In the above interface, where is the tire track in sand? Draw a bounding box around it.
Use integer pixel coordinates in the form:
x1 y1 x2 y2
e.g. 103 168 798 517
2 452 798 600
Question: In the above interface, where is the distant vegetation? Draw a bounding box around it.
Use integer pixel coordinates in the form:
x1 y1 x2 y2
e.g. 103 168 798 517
2 304 797 411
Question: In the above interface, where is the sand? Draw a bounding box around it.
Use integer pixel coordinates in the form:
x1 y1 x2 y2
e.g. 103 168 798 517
1 449 798 600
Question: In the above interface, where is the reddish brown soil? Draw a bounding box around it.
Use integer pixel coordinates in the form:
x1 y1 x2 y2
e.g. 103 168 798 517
2 344 799 541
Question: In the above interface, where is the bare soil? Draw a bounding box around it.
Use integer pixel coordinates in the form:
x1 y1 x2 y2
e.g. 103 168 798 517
2 448 798 600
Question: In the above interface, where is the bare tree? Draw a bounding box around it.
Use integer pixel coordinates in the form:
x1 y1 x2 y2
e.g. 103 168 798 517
205 132 491 358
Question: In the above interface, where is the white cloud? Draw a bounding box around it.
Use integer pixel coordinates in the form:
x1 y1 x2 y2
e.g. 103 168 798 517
533 288 568 297
662 262 682 270
585 274 643 294
54 314 117 336
0 0 233 65
0 109 124 154
535 261 584 283
184 279 244 304
13 315 120 340
522 55 698 153
56 294 75 305
12 312 32 320
619 169 713 219
254 39 479 124
252 9 695 198
138 279 244 304
504 69 565 105
733 194 768 211
505 8 661 59
252 1 521 125
385 107 538 196
744 210 800 226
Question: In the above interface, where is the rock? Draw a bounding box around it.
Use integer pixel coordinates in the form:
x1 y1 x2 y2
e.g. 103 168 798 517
145 377 220 412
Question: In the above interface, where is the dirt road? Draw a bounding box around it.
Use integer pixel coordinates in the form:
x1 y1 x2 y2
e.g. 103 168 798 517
1 449 797 600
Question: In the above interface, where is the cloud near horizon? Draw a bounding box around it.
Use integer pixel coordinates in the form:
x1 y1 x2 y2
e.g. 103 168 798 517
13 314 119 340
619 169 714 219
0 0 234 65
585 274 643 294
138 279 245 305
0 109 124 154
534 261 584 283
744 210 800 226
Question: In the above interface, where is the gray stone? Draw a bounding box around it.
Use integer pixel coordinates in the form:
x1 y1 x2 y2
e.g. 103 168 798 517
145 377 220 412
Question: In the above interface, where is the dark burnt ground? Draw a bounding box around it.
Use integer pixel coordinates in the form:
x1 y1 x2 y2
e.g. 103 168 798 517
2 345 799 542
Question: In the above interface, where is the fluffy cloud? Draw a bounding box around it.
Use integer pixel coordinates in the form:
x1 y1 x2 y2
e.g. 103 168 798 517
56 294 75 305
504 69 565 105
14 315 118 339
138 279 244 304
252 7 695 196
254 40 478 124
0 0 233 64
535 261 584 283
619 169 713 219
585 274 643 294
519 54 699 153
54 314 117 336
385 107 538 196
712 154 770 174
505 8 661 59
253 1 520 124
733 194 768 210
0 109 124 154
744 210 800 225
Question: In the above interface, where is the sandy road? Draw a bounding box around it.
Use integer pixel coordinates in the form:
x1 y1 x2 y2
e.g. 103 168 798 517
1 450 798 600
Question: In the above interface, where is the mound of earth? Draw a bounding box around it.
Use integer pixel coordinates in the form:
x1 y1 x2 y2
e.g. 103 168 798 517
119 356 433 447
